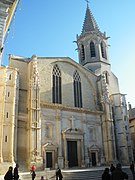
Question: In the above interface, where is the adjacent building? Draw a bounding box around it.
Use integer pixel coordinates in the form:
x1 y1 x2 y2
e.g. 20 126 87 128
0 0 19 65
0 4 133 172
129 103 135 160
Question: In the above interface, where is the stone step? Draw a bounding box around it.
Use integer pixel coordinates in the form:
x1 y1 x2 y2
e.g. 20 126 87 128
62 168 133 180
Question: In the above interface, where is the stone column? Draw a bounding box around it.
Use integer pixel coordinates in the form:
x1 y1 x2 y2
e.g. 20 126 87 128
82 113 89 167
80 138 85 167
62 133 68 168
57 111 64 168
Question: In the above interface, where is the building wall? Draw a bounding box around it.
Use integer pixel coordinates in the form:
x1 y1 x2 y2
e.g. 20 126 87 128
38 57 97 110
129 105 135 161
0 66 19 173
41 105 103 168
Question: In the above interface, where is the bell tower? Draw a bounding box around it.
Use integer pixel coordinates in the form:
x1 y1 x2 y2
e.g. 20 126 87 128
76 4 110 75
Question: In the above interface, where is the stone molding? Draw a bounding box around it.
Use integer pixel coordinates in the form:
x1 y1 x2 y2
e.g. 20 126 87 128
41 101 103 115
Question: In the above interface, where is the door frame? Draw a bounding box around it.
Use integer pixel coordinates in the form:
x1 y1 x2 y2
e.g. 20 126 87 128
43 143 57 169
62 129 84 168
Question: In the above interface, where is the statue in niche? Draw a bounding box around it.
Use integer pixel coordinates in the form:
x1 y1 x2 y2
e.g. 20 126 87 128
46 126 50 138
45 125 52 138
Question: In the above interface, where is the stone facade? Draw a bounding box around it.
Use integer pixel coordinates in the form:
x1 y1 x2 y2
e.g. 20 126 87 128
0 4 133 173
0 66 19 173
129 104 135 160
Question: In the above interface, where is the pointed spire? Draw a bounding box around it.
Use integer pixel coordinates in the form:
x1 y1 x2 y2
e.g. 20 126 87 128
82 4 99 34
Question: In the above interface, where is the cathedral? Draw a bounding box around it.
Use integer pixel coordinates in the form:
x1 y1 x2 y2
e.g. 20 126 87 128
0 4 133 171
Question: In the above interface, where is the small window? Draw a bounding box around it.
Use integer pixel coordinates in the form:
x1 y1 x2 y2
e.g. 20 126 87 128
105 72 109 84
5 136 8 142
6 112 8 118
9 74 11 80
7 92 10 97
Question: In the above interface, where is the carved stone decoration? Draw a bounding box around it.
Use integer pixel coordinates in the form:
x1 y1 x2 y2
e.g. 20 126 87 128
101 74 109 104
31 56 40 89
28 55 42 169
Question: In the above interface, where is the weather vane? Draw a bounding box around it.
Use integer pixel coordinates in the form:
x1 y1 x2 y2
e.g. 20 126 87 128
85 0 90 4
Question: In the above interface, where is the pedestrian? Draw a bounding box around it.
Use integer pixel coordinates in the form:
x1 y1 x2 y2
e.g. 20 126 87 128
110 163 115 174
111 163 128 180
31 165 35 171
31 170 36 180
40 176 44 180
102 167 111 180
4 166 13 180
130 161 135 180
14 163 19 180
56 167 63 180
56 168 59 180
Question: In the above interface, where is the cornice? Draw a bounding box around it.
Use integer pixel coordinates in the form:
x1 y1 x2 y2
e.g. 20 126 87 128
40 101 103 115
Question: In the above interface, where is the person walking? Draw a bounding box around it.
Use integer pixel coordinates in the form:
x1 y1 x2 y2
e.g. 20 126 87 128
130 161 135 180
31 170 36 180
4 166 13 180
40 176 44 180
111 163 128 180
56 167 63 180
14 163 19 180
31 165 35 171
102 167 111 180
110 163 115 174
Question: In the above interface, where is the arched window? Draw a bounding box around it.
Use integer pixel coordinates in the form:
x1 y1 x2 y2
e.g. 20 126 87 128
52 64 62 104
90 41 96 57
73 70 82 108
100 41 107 59
81 44 85 61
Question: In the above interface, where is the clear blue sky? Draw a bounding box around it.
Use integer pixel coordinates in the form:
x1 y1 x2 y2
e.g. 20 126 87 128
2 0 135 107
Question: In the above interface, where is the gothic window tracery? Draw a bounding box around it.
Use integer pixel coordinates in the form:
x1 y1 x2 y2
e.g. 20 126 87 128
90 41 96 57
73 70 82 108
52 64 62 104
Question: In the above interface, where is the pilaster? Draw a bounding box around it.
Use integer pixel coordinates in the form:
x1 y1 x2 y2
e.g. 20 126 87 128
28 55 43 169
